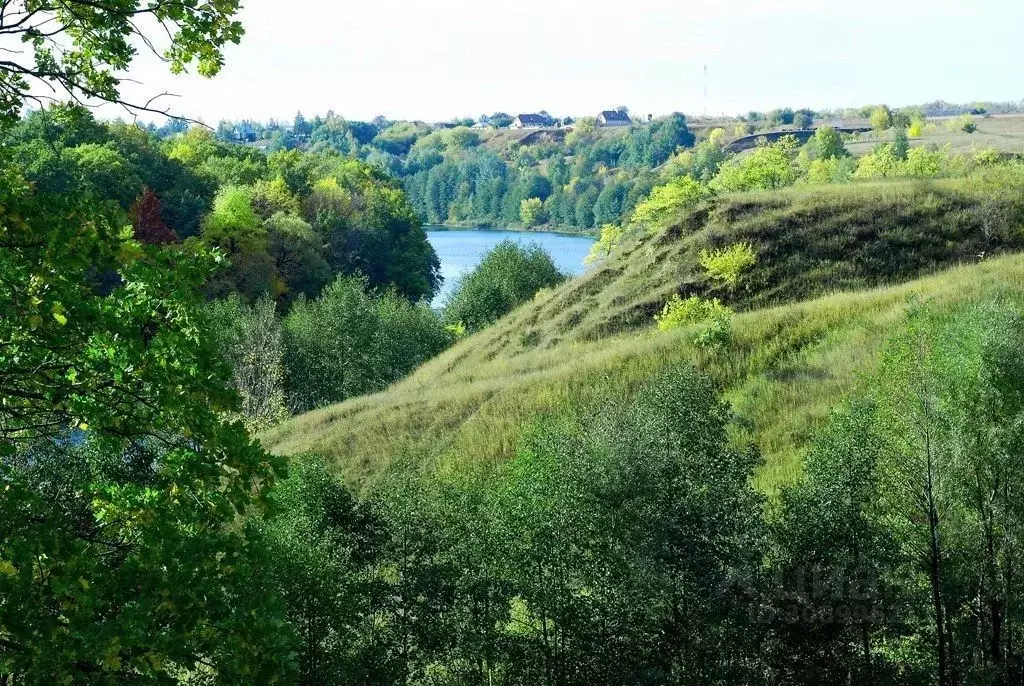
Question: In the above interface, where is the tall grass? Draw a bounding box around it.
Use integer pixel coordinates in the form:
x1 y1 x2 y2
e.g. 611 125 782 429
263 255 1024 494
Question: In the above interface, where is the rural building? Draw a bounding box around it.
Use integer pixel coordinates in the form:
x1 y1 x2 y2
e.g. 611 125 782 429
511 113 549 129
597 110 632 127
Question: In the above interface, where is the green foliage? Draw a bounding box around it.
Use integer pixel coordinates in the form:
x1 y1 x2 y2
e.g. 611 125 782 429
282 275 452 412
655 294 734 347
249 455 396 683
519 196 546 227
0 155 295 679
769 301 1024 684
699 241 758 289
0 0 244 125
793 108 814 129
810 126 849 160
443 240 565 332
870 105 894 131
584 223 625 264
947 114 978 133
802 156 856 185
712 136 799 192
265 212 331 303
631 175 711 228
204 295 290 432
852 143 905 179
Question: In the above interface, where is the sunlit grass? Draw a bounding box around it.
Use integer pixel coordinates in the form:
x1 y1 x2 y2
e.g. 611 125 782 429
263 254 1024 494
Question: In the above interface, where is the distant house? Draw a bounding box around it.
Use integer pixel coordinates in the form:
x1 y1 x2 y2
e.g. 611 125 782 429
511 113 549 129
597 110 632 127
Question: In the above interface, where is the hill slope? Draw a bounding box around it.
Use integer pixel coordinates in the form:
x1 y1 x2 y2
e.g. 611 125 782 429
263 177 1024 492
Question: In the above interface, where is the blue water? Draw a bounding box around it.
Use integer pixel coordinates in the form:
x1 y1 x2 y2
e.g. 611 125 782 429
426 227 595 307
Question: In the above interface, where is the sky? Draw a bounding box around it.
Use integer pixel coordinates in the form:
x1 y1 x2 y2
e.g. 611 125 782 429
108 0 1023 125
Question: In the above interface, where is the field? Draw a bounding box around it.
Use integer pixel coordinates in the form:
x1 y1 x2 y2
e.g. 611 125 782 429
844 113 1024 156
263 174 1024 493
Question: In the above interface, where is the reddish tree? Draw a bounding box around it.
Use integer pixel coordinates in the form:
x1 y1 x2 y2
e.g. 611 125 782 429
131 188 178 245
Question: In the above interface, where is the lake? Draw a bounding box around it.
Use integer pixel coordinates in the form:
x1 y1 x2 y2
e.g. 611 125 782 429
426 227 595 307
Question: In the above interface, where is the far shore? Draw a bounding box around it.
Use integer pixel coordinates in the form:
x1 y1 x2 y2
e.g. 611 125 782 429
424 223 598 238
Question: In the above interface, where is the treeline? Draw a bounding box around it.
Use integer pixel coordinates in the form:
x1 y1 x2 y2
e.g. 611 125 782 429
248 300 1024 685
3 104 441 305
204 102 1008 234
207 111 696 231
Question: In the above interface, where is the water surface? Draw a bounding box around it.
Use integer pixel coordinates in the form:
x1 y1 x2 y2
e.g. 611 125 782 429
426 227 595 307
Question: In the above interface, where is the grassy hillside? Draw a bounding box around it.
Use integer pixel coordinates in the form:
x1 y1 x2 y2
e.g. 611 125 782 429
463 175 1024 351
263 177 1024 492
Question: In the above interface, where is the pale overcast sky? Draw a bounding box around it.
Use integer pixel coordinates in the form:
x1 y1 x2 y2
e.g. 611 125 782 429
112 0 1021 124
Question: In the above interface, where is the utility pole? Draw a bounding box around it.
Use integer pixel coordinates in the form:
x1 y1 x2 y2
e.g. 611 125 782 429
703 64 708 118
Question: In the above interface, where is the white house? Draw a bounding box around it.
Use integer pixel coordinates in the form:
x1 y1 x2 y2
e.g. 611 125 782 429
511 113 549 129
596 110 632 127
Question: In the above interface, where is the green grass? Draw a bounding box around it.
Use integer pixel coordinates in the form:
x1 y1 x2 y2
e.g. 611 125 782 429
264 172 1024 492
845 114 1024 156
263 254 1024 494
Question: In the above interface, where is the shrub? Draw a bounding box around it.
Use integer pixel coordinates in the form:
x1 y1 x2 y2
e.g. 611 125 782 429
443 240 565 332
947 114 977 133
655 294 734 347
699 242 758 289
853 143 904 179
803 156 856 185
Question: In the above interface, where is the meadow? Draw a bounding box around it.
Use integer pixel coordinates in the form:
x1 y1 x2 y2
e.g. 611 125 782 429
263 172 1024 493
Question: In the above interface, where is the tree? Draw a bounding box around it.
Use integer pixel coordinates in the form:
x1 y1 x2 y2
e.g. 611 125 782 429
0 156 295 679
443 240 565 332
793 109 814 129
249 455 393 684
712 136 799 192
631 175 712 228
870 105 894 131
520 197 546 227
584 223 625 264
202 185 274 300
131 187 178 244
282 275 451 412
0 0 244 125
204 295 289 432
265 212 331 303
810 126 849 160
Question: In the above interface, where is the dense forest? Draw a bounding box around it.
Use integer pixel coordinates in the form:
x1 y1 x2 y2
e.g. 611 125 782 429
5 0 1024 684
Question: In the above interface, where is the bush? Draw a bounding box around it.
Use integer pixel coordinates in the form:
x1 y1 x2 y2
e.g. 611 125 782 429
655 294 734 346
443 240 565 332
699 242 757 289
947 114 977 134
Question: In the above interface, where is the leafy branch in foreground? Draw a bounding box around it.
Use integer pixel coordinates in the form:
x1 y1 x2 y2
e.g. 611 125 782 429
0 0 245 125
